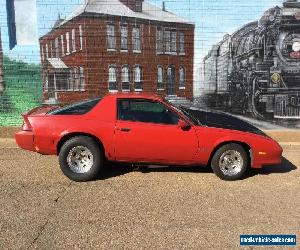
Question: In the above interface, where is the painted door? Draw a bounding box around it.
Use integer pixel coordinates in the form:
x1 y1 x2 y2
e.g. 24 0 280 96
167 66 176 96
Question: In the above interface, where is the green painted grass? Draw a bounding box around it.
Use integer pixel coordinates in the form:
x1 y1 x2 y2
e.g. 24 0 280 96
0 56 42 126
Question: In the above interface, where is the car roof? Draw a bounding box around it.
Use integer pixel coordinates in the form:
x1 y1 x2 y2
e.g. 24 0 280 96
106 92 163 100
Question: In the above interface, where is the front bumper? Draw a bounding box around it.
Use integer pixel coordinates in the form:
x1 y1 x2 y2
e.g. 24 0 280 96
15 131 35 152
252 140 283 168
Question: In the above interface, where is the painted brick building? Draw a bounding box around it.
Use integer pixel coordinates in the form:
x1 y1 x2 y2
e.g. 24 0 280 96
39 0 195 104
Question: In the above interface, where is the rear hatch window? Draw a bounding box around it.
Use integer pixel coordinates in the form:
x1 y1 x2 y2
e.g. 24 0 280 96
48 98 101 115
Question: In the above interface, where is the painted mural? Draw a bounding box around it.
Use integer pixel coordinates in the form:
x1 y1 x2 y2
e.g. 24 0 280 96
0 0 299 128
200 0 300 127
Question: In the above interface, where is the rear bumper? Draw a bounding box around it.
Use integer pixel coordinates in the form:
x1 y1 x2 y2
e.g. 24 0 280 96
15 131 35 152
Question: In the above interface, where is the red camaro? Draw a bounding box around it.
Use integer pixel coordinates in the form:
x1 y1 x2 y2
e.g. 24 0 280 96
15 93 283 181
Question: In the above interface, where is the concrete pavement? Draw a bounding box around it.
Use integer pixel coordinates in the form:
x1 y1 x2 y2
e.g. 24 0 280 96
0 139 299 249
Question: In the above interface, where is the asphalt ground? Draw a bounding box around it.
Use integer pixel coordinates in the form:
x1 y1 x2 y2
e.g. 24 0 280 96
0 138 299 250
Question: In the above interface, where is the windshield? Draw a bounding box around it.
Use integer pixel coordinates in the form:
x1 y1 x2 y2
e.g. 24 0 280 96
163 99 200 125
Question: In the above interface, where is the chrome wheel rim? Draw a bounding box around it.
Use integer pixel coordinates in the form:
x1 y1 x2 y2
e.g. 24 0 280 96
67 146 94 174
219 150 243 176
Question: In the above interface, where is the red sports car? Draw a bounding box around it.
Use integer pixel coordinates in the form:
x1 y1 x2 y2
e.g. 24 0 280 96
15 93 283 181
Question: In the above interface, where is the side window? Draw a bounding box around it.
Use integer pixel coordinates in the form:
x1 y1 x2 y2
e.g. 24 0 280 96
118 99 180 125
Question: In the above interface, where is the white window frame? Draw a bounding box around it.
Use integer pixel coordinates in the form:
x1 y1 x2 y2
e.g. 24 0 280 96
60 34 65 56
41 45 44 61
66 32 70 55
108 65 118 92
79 67 85 91
157 66 164 90
134 65 143 91
132 25 141 53
164 29 177 55
54 37 59 58
121 65 130 92
45 43 48 59
68 68 74 91
71 28 76 53
79 25 83 50
73 68 80 91
179 66 186 89
179 32 185 55
43 72 48 92
120 23 128 52
164 30 171 54
107 23 116 51
156 27 164 54
50 40 53 58
171 31 177 53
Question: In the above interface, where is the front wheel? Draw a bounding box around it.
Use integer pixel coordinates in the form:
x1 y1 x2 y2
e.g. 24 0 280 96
59 136 103 182
211 143 249 181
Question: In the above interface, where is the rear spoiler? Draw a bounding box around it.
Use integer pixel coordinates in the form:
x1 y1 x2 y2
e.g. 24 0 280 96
22 105 61 116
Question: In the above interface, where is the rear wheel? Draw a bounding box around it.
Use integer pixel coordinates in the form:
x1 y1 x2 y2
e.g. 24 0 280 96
59 136 103 182
211 143 248 181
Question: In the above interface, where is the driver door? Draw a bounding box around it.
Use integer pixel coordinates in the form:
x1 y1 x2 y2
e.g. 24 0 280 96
114 99 199 164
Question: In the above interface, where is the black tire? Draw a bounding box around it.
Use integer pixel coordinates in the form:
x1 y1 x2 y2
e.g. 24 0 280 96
58 136 103 182
211 143 249 181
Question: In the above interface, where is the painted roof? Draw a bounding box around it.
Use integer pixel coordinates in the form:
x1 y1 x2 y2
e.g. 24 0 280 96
58 0 193 27
47 58 68 69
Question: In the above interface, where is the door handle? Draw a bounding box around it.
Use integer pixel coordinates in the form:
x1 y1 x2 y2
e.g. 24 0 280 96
117 127 131 132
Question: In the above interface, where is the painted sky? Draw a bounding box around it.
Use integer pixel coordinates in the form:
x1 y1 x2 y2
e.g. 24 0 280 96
0 0 284 64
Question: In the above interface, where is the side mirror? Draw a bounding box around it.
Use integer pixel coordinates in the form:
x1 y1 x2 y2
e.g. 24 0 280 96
178 120 191 130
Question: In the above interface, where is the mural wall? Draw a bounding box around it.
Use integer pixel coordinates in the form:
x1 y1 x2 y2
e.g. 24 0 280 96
0 0 299 128
200 0 300 127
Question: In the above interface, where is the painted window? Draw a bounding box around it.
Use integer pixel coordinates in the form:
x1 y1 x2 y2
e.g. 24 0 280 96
43 73 48 91
107 24 116 50
68 69 74 90
41 45 44 61
79 25 83 50
72 29 76 52
45 43 48 59
66 32 70 54
179 67 186 88
120 24 128 51
108 66 117 91
164 30 171 53
135 1 142 12
55 37 59 58
134 66 143 90
61 34 65 56
50 41 53 58
179 32 185 54
132 25 141 52
74 68 80 91
171 31 177 53
157 66 164 90
79 67 85 91
122 65 130 91
156 27 164 53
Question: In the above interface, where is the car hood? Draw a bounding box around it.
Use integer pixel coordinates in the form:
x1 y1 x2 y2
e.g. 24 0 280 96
181 107 267 136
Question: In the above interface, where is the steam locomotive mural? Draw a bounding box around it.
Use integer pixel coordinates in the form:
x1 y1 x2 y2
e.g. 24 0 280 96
203 0 300 120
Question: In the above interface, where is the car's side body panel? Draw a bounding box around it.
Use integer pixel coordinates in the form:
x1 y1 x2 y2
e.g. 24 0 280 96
114 120 199 164
15 93 283 169
194 127 282 168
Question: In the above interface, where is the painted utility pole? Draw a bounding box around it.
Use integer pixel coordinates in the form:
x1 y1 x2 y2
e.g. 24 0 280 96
0 27 5 93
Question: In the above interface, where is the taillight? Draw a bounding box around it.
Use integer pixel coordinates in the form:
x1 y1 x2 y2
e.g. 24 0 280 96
22 119 32 132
